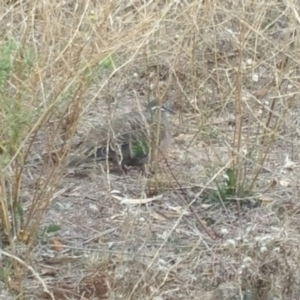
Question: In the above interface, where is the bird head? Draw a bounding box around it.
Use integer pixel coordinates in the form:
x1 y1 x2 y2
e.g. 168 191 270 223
146 100 175 115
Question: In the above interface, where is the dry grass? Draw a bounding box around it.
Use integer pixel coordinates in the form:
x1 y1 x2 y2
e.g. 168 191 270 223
1 0 300 299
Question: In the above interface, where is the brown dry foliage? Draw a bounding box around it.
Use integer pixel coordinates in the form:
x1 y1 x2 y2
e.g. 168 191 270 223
1 0 300 299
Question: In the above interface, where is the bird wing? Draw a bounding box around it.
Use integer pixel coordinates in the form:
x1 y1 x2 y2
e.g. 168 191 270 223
73 109 167 164
76 111 149 158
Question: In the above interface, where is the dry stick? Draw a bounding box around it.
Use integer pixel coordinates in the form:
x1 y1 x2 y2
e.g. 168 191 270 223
128 157 222 300
0 249 55 300
250 57 288 189
156 146 219 240
127 200 192 300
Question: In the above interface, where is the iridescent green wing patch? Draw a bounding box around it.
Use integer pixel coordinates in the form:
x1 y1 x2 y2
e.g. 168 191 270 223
130 139 150 158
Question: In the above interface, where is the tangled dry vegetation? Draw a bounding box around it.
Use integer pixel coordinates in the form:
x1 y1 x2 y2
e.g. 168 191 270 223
1 0 300 299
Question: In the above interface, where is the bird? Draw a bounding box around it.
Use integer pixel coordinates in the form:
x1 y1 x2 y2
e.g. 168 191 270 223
67 100 174 174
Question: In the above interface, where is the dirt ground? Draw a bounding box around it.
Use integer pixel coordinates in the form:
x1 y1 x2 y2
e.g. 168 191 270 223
1 0 300 299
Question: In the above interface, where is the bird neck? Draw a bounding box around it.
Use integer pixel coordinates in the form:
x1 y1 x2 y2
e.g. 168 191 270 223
147 109 167 123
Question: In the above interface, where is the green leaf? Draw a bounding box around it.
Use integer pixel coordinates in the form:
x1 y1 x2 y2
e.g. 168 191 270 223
45 224 61 233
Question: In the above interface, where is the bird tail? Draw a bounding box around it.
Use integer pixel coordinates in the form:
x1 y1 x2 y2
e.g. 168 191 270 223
67 145 115 167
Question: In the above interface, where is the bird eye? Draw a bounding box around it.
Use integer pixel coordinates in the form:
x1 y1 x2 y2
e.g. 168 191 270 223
151 105 165 110
150 105 174 114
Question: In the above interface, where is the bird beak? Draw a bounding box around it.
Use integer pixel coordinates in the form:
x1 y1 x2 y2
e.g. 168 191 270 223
150 103 175 114
162 105 175 115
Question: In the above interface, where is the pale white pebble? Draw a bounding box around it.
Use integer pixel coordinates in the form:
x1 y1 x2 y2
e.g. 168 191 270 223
252 73 259 82
246 58 253 65
260 246 268 253
221 228 229 235
225 239 236 246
